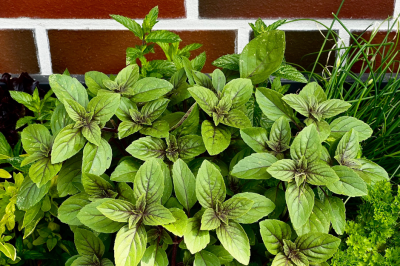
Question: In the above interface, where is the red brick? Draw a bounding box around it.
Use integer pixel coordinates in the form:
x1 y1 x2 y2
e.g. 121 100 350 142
350 31 400 73
0 30 40 74
0 0 185 19
48 30 237 74
199 0 394 19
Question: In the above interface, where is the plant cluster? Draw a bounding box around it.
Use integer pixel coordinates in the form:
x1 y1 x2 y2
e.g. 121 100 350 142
331 181 400 265
0 6 394 266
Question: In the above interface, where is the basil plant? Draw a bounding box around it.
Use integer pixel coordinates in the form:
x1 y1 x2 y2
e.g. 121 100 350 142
0 7 390 266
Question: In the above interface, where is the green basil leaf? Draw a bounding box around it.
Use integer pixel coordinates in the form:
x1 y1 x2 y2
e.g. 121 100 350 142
141 244 168 266
114 224 147 266
146 30 181 43
281 94 310 117
316 99 351 119
201 121 231 156
163 208 188 237
118 121 143 139
126 136 166 161
268 116 291 152
87 94 121 127
232 153 277 180
221 197 254 220
177 135 206 160
134 159 164 205
23 210 44 239
221 78 253 109
131 78 173 102
29 157 62 187
306 120 330 142
325 196 346 235
82 139 112 175
212 69 226 93
240 31 285 84
191 52 207 71
17 177 51 211
77 199 124 233
110 157 141 183
255 87 294 121
259 219 292 255
51 104 74 137
85 71 109 96
172 159 197 211
267 159 296 181
290 124 321 162
351 158 389 184
194 250 221 266
9 91 36 112
0 243 16 261
306 162 339 186
52 124 86 164
139 120 170 138
57 154 83 197
193 72 211 89
240 127 269 153
116 97 138 122
271 252 295 266
196 160 226 209
110 15 143 39
22 201 42 229
21 124 52 154
159 161 172 205
334 129 359 165
49 74 89 108
232 192 275 223
295 198 330 236
327 165 367 196
142 204 175 226
58 193 90 226
117 183 136 203
0 133 13 160
97 199 135 223
184 211 210 254
200 208 221 230
222 109 252 129
299 82 326 102
74 228 105 257
205 245 233 265
216 221 250 265
272 64 308 83
141 98 170 122
69 255 93 266
82 173 115 199
295 233 340 264
329 116 372 141
15 116 35 130
63 98 86 122
115 65 140 94
285 182 315 229
188 86 218 116
82 122 102 146
212 54 240 71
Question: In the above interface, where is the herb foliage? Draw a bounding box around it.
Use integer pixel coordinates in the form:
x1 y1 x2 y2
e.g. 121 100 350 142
0 6 393 266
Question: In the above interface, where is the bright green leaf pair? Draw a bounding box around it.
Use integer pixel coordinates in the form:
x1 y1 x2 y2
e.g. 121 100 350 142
193 160 275 264
116 97 170 139
260 219 340 265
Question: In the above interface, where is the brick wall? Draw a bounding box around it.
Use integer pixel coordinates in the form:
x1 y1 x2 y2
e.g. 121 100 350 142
0 0 398 75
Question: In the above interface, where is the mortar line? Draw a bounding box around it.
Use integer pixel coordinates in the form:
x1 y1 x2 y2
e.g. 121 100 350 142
185 0 199 20
34 27 53 75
